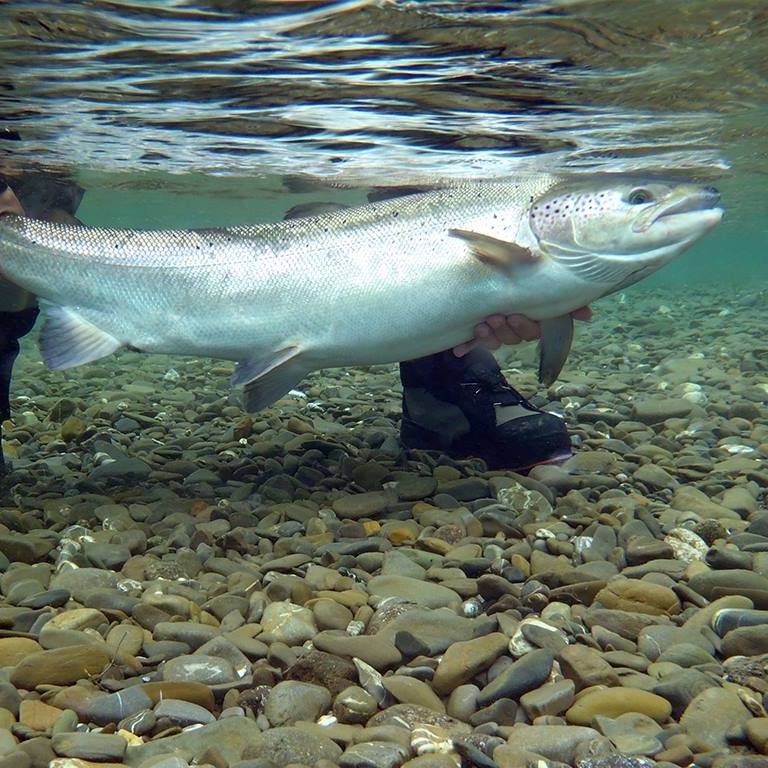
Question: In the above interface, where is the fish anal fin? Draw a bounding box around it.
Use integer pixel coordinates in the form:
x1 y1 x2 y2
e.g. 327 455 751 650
538 314 575 387
40 303 123 370
449 228 537 268
234 345 308 412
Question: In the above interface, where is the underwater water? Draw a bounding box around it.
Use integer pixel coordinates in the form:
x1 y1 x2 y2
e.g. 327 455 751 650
0 2 767 767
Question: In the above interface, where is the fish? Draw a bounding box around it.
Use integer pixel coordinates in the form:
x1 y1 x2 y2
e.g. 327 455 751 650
0 174 722 411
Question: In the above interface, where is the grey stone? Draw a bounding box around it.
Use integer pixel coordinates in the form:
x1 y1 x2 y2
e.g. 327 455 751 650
264 681 331 726
476 648 553 707
153 699 215 726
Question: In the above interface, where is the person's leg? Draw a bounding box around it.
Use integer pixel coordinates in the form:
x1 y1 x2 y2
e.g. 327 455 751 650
399 347 572 471
0 307 39 475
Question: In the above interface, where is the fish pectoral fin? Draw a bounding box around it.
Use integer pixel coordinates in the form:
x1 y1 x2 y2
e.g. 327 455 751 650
538 314 575 387
234 345 308 412
39 303 123 370
449 228 536 268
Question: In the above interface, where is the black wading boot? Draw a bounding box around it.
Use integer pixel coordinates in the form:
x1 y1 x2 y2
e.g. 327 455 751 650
0 307 39 476
399 347 572 471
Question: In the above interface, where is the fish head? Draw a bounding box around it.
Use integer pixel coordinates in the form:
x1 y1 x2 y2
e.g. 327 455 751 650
529 176 723 288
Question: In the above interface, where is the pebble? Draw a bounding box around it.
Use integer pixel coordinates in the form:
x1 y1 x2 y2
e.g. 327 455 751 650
566 688 672 725
264 681 331 726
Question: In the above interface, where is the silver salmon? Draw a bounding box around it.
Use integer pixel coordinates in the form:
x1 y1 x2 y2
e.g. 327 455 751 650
0 175 722 410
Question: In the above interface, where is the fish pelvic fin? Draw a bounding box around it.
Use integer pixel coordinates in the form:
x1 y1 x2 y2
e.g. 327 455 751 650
538 314 575 387
234 345 308 412
449 228 537 269
39 303 123 369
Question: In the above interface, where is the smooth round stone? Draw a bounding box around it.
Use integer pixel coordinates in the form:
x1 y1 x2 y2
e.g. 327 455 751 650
162 654 238 685
712 608 768 636
10 645 111 689
241 726 343 765
46 608 108 632
338 741 410 768
332 491 392 519
333 685 378 724
656 640 716 667
264 681 331 727
557 645 620 690
637 625 715 661
106 624 144 657
680 687 753 749
153 621 219 649
594 580 680 616
82 542 132 570
154 698 215 726
49 568 118 602
745 718 768 755
0 638 42 667
382 675 445 713
78 685 154 726
119 708 156 736
722 625 768 657
17 589 70 609
51 732 127 761
476 648 553 707
470 697 518 726
368 575 461 609
126 716 262 765
447 684 479 722
498 724 608 765
566 689 672 725
689 570 768 601
368 703 470 737
312 598 353 631
141 682 216 711
520 679 576 719
432 633 508 695
651 669 716 719
313 632 402 671
260 601 317 645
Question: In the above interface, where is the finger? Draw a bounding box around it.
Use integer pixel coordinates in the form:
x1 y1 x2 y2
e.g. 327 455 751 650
473 322 493 339
479 337 502 351
493 326 523 346
505 314 541 342
572 305 592 322
452 339 478 357
485 314 507 330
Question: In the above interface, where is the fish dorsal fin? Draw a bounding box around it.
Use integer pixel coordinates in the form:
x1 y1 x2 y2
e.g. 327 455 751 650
538 314 575 386
449 228 537 268
39 303 123 369
234 345 308 412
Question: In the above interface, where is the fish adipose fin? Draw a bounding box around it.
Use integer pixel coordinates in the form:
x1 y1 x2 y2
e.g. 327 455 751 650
538 314 574 387
449 229 536 268
39 303 123 370
235 345 307 412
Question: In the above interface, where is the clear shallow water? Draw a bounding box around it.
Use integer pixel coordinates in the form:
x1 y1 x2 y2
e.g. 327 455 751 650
1 0 766 279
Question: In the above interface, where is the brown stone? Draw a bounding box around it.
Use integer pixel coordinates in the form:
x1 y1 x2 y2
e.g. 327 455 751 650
594 579 680 616
10 645 111 689
557 644 620 690
19 700 63 732
140 682 215 711
0 638 42 667
432 633 508 695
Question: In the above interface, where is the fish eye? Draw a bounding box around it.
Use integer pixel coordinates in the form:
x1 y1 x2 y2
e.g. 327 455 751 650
628 188 653 205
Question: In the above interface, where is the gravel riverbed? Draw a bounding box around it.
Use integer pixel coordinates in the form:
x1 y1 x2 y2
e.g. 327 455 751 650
1 285 767 768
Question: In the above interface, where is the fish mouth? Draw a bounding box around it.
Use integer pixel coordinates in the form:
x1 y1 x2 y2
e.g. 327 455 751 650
632 186 722 233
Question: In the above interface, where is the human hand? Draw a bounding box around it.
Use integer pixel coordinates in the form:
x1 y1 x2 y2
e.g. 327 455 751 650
453 306 592 357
